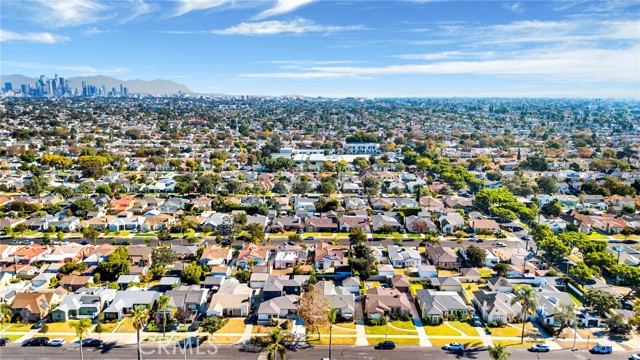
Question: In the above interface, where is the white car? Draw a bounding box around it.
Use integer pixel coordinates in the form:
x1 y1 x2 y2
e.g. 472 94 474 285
529 344 550 352
629 354 640 360
443 342 465 351
49 338 66 347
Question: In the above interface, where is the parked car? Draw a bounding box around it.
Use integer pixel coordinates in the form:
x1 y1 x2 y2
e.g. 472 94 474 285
469 234 477 239
472 316 482 327
32 320 46 329
375 341 396 350
80 240 90 245
0 338 10 346
443 342 465 351
305 236 315 241
49 338 66 347
23 337 49 347
529 344 550 352
113 240 130 245
591 344 613 354
82 339 104 348
177 336 202 348
494 242 507 248
297 229 303 234
629 354 640 360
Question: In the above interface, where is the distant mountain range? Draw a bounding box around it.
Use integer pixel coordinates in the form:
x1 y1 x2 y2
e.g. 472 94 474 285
1 74 191 95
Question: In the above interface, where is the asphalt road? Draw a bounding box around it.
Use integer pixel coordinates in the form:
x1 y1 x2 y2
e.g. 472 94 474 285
1 344 637 360
2 233 528 250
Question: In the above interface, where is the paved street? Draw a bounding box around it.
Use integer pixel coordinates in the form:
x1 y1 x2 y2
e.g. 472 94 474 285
0 344 637 360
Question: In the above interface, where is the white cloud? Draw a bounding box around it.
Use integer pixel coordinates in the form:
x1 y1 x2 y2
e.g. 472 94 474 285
255 0 314 20
0 29 69 44
436 19 640 45
34 0 109 27
173 0 230 17
503 2 524 14
213 19 363 36
240 46 640 83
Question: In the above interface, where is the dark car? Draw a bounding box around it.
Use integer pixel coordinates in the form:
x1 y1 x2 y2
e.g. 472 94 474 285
623 239 638 244
112 240 130 245
177 336 202 348
79 240 90 245
23 337 49 347
82 339 104 348
32 320 46 330
375 341 396 350
0 338 10 346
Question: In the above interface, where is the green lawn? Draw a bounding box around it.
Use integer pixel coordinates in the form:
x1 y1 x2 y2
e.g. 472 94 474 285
365 324 415 336
568 292 583 306
423 324 460 336
134 233 157 237
5 323 33 332
367 336 420 346
406 233 422 238
410 283 423 296
390 321 417 331
45 322 77 332
588 233 608 240
447 321 478 336
2 334 24 341
463 283 486 299
479 268 493 278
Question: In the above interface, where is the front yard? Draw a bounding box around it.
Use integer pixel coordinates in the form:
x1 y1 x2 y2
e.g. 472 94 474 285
365 321 416 336
423 324 460 336
486 322 538 337
44 322 79 333
5 322 33 332
215 319 246 334
447 321 479 336
115 317 138 333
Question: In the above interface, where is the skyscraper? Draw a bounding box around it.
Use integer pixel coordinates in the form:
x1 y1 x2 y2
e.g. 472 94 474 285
4 82 12 91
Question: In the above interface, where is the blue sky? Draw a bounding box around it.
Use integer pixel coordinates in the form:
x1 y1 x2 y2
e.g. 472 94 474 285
1 0 639 97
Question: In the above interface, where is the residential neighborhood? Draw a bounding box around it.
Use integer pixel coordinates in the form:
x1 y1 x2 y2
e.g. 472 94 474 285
0 97 638 358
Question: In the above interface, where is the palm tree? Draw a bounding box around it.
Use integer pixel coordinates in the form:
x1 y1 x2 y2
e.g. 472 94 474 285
265 328 287 360
327 307 340 360
156 295 171 339
70 318 92 360
488 343 511 360
511 287 538 344
0 303 11 339
131 306 150 360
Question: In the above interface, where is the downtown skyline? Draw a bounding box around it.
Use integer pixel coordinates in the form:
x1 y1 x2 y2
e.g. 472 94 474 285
1 0 639 98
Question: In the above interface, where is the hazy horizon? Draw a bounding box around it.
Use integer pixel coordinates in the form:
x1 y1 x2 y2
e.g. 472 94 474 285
1 0 639 98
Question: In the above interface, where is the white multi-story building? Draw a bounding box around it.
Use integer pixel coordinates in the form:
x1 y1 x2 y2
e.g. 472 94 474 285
342 142 380 155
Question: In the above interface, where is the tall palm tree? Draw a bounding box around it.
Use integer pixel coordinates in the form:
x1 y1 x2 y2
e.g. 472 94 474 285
511 287 538 344
265 328 287 360
131 306 150 360
327 307 340 360
0 303 11 339
488 343 511 360
70 318 92 360
156 295 171 339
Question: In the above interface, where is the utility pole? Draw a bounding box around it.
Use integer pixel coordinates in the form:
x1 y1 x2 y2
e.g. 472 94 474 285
572 319 577 351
